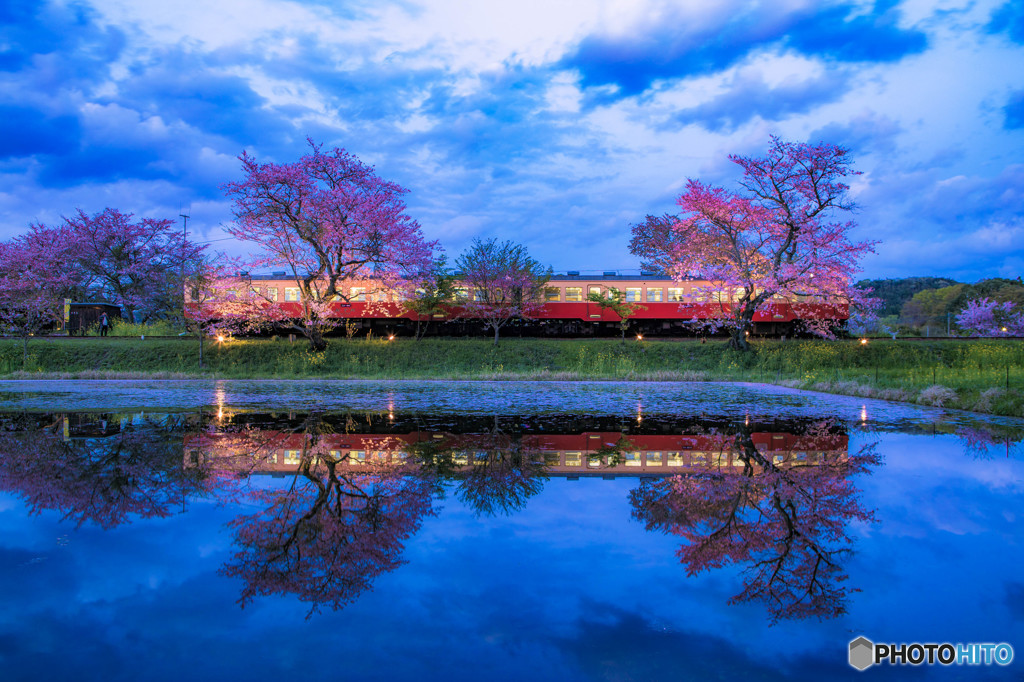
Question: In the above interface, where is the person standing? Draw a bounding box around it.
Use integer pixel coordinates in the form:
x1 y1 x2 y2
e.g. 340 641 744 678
100 312 109 337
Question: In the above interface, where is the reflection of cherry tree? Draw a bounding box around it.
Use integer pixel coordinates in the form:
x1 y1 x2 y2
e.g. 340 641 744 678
631 422 879 623
954 424 1024 460
0 414 216 528
409 422 549 517
219 418 437 616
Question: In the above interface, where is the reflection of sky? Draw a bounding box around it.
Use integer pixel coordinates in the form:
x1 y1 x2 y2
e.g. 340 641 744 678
1 428 1022 680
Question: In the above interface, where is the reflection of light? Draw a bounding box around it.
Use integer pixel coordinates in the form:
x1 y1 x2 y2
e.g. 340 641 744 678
215 381 226 422
860 406 868 423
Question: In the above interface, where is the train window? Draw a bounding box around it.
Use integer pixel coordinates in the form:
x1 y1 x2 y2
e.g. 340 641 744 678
266 287 278 301
646 288 663 302
455 287 469 301
668 288 685 302
349 287 365 301
624 288 641 302
666 452 684 466
565 287 583 302
285 287 300 302
283 450 302 465
544 288 560 302
624 452 641 466
711 290 730 303
646 452 662 466
564 452 582 466
472 289 486 302
588 286 603 299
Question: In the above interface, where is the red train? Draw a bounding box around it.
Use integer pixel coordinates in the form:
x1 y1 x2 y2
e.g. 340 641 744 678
233 271 848 337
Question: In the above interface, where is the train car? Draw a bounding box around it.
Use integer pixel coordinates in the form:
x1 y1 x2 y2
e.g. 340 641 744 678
223 271 848 338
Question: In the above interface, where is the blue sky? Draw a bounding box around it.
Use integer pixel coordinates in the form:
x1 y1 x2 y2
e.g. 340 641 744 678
1 0 1022 281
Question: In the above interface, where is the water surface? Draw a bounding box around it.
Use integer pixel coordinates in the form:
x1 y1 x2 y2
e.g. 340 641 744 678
0 381 1021 681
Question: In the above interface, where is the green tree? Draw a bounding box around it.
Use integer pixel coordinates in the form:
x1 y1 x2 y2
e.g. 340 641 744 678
586 286 647 343
403 257 456 340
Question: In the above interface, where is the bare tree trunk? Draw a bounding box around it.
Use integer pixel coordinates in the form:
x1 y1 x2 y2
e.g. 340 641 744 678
199 329 204 369
308 327 328 352
492 323 500 346
729 315 753 351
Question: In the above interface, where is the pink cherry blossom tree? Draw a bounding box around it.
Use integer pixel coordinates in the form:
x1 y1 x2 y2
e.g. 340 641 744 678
630 138 878 350
63 207 203 323
0 223 81 366
223 139 438 351
454 238 551 345
955 297 1024 336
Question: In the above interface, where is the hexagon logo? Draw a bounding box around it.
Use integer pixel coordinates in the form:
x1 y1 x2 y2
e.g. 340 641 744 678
849 636 874 671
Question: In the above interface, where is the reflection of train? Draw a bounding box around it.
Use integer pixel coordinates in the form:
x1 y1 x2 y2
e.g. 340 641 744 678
186 429 849 478
229 272 848 337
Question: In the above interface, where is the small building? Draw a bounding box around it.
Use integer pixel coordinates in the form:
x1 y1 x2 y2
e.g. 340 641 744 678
65 302 121 336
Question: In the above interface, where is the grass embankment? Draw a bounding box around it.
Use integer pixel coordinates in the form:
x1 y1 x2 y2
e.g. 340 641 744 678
2 337 1024 416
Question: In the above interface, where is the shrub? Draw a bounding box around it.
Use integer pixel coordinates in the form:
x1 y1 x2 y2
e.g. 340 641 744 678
918 385 959 407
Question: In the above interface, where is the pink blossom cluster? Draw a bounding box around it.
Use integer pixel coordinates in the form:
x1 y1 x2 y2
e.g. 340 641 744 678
955 297 1024 336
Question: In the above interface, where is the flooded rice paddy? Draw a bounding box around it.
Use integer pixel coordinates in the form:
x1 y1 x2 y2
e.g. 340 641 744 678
0 381 1021 681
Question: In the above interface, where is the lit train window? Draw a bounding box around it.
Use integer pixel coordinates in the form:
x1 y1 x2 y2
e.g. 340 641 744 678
692 288 708 302
646 288 663 302
350 287 366 301
666 452 684 466
668 288 685 302
285 287 300 301
624 288 641 302
544 453 560 466
455 288 469 301
283 450 302 465
588 286 603 299
565 287 583 302
646 452 663 466
544 288 560 302
266 287 278 301
624 452 641 466
564 452 582 466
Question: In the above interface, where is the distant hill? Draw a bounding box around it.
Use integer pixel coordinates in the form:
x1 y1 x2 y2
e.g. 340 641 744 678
855 277 962 317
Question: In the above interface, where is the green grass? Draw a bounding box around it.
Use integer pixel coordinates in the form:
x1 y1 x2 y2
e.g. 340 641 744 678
3 336 1024 416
